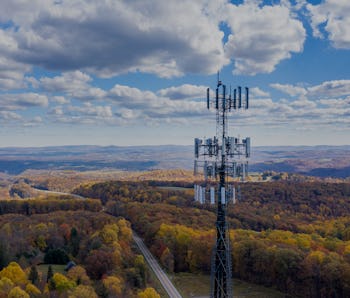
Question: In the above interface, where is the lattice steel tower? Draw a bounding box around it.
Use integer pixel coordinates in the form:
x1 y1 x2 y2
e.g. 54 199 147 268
194 77 250 298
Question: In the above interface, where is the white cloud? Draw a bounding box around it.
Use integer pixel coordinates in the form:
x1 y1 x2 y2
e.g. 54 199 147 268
109 84 159 108
51 96 70 105
0 93 48 110
23 116 43 127
307 0 350 49
40 71 106 101
319 97 350 107
40 71 91 93
157 84 207 100
289 97 317 109
224 1 306 75
0 111 22 121
0 0 308 79
0 0 228 78
270 83 307 97
307 80 350 98
250 87 270 98
50 106 64 116
49 103 115 125
108 84 207 121
67 103 113 118
117 108 141 120
0 50 30 91
271 80 350 99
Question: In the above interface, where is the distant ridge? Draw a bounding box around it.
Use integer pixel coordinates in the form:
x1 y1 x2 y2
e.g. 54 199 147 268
0 145 350 178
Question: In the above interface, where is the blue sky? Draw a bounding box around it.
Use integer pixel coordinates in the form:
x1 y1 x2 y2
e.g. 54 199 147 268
0 0 349 147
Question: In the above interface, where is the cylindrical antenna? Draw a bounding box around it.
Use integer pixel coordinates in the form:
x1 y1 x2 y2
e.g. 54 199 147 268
207 88 210 109
238 86 242 109
229 86 232 111
222 85 226 109
245 87 249 109
233 89 237 109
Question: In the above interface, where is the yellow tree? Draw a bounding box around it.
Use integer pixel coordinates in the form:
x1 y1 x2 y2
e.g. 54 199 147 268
137 287 161 298
0 262 28 286
25 283 41 297
68 285 98 298
102 276 123 297
0 277 14 296
99 224 119 245
117 219 132 242
52 273 76 293
8 286 30 298
66 266 91 285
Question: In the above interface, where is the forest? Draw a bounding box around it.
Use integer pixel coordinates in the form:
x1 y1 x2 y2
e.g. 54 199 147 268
74 180 350 297
0 206 160 297
1 174 350 297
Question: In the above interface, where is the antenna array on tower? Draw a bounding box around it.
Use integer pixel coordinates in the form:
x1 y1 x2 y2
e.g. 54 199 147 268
194 77 251 298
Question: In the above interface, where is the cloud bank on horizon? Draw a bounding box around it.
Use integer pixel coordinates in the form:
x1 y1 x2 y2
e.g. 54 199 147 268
0 0 349 146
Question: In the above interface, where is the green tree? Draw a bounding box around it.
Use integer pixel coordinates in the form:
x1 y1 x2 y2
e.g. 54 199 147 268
47 265 53 283
70 227 80 257
0 241 9 270
28 265 39 285
44 248 69 264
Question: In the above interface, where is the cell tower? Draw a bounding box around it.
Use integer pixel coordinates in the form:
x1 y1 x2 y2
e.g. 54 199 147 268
194 77 250 298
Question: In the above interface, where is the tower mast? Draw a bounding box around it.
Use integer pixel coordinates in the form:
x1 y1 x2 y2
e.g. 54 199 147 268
194 77 250 297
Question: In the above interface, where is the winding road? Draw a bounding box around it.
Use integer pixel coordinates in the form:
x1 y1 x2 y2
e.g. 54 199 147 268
133 233 183 298
33 187 86 199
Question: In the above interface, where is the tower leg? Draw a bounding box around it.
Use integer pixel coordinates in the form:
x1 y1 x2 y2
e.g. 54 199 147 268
211 171 232 298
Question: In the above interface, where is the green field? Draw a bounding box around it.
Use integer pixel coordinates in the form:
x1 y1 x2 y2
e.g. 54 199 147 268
37 264 66 281
171 273 284 298
157 186 189 191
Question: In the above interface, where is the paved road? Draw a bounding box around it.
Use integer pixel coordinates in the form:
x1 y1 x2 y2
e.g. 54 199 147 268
32 187 86 199
133 233 183 298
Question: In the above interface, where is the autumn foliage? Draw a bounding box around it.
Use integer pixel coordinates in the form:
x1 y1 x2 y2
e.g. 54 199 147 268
76 179 350 297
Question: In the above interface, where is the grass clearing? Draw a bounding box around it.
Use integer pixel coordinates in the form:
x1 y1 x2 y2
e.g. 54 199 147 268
37 264 66 281
157 186 189 191
171 272 284 298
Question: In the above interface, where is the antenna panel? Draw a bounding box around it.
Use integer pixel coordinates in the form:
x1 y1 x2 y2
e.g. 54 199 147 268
221 187 226 205
210 187 215 204
232 186 236 204
246 137 251 158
